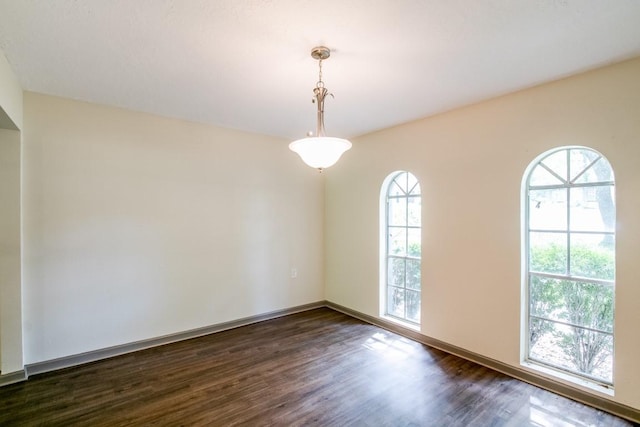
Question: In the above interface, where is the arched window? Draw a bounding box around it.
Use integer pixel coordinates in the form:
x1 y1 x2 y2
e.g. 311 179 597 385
524 147 615 386
381 171 421 325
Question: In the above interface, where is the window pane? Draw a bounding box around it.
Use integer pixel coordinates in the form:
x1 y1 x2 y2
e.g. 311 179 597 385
406 259 420 290
528 317 554 357
569 149 601 183
392 175 408 195
569 234 614 280
407 228 420 257
388 180 405 197
388 227 406 256
529 275 562 321
529 165 563 186
409 183 420 197
387 286 405 318
407 173 419 195
529 188 567 231
407 196 421 226
541 150 567 182
406 290 420 323
578 329 613 383
528 319 573 374
529 318 612 383
574 157 613 184
569 187 614 232
560 280 614 333
529 232 567 274
531 277 613 333
388 198 407 226
387 258 405 287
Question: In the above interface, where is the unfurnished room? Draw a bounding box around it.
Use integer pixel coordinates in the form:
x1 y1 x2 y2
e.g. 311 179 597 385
0 1 639 425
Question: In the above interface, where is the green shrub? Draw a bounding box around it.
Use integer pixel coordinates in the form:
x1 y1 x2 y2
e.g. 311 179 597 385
529 243 614 377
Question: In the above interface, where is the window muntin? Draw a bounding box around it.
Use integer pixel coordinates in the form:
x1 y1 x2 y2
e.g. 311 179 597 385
525 147 615 385
384 171 421 324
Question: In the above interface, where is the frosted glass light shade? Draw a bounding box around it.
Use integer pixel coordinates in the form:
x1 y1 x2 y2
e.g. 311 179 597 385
289 136 352 170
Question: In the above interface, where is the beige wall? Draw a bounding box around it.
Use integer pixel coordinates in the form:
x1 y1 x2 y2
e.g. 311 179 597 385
22 92 324 363
0 52 23 130
0 129 22 374
0 47 23 375
325 58 640 409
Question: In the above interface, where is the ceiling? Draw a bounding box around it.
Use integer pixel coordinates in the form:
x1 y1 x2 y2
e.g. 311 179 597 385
1 1 640 140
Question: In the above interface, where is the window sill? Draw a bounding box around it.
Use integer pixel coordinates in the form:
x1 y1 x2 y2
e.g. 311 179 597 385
381 315 420 332
521 361 614 397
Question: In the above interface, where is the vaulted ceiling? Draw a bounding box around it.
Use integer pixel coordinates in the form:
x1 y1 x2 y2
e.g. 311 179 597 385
1 1 639 139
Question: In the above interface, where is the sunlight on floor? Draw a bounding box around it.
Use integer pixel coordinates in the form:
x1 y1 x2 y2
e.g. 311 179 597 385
528 395 590 427
362 332 417 360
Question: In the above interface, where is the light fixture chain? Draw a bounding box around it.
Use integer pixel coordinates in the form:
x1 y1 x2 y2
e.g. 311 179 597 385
317 59 325 88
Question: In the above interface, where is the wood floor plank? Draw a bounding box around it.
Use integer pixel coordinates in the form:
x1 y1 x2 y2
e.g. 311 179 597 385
0 308 635 426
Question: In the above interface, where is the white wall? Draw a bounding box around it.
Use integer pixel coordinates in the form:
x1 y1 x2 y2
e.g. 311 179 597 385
22 92 324 363
325 58 640 409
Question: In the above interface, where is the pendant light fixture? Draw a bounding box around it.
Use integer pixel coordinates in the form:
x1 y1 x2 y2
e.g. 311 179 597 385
289 46 352 172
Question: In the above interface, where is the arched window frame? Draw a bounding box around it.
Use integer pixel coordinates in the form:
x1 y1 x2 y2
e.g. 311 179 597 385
522 146 615 388
380 171 422 326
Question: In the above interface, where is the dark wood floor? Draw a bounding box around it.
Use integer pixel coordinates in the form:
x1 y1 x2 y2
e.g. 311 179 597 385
0 308 634 426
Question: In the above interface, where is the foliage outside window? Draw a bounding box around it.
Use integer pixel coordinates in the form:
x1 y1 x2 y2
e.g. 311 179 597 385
525 147 615 385
384 171 421 324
